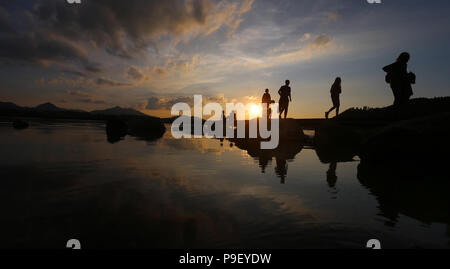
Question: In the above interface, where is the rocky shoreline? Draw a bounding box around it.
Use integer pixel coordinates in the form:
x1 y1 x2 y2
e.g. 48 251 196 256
315 97 450 165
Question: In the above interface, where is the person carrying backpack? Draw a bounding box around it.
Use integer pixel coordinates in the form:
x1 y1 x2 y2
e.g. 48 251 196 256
383 52 416 109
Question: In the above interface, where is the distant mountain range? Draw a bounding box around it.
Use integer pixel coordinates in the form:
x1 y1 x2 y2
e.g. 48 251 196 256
0 101 147 117
91 106 147 116
0 102 22 110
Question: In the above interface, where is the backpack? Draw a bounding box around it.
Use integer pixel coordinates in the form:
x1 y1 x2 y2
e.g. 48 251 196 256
408 72 416 84
383 63 395 84
385 73 392 84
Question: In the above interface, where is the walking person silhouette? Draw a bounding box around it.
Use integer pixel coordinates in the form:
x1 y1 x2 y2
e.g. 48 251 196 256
278 80 292 119
325 77 342 119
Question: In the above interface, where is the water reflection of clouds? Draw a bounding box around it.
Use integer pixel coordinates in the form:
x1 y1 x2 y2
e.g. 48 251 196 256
1 121 449 248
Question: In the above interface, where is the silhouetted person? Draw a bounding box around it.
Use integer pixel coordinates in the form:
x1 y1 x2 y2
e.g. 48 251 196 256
325 77 342 119
326 162 338 188
222 111 227 136
278 80 292 119
262 89 271 105
383 52 415 109
262 88 275 119
275 157 288 184
259 155 270 173
226 111 236 135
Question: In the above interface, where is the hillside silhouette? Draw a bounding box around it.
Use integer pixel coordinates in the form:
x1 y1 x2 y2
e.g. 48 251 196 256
0 101 166 143
336 97 450 122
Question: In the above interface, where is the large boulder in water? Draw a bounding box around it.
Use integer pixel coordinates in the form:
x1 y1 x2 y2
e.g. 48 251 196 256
314 120 363 163
127 117 166 141
359 112 450 163
279 119 305 141
106 118 127 143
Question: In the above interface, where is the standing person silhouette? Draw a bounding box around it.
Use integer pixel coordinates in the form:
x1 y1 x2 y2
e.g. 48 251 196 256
278 80 292 119
383 52 415 109
262 89 274 118
325 77 342 119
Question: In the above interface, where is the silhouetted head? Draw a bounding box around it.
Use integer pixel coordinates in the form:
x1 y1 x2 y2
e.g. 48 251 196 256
265 89 269 93
397 52 410 63
285 80 290 86
334 77 341 85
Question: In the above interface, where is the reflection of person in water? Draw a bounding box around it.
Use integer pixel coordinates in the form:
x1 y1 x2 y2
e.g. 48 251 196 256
259 156 270 173
275 157 288 184
325 77 342 119
326 162 338 188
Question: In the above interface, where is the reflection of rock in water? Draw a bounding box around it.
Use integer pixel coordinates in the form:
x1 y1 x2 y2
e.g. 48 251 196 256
314 126 358 192
231 138 303 184
12 119 29 130
357 160 450 228
106 119 127 144
127 118 166 142
106 117 166 144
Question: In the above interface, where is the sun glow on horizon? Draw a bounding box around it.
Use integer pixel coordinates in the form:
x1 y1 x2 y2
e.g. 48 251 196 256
249 103 263 119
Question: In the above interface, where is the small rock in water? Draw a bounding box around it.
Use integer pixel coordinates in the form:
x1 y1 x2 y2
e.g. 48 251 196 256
13 119 29 130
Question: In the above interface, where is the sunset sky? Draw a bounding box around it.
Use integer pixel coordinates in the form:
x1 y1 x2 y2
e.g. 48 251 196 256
1 0 450 118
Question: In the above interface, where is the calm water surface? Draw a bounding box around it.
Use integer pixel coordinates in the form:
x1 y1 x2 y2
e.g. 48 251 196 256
0 119 448 248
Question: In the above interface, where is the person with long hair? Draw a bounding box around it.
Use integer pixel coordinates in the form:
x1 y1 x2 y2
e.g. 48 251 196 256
325 77 342 119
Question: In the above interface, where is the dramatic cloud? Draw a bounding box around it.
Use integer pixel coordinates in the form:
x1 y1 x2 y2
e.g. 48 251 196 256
35 76 93 89
239 0 254 15
96 77 133 87
122 54 201 84
145 96 194 110
61 70 88 78
67 90 90 98
225 33 334 69
323 11 340 24
153 55 201 77
0 6 13 33
0 31 101 72
126 66 146 81
298 33 311 43
33 0 254 57
0 0 253 78
308 34 333 49
143 94 228 110
6 0 446 118
67 90 107 104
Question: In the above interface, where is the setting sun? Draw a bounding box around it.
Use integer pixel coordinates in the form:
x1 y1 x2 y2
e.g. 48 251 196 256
249 103 262 118
1 0 450 252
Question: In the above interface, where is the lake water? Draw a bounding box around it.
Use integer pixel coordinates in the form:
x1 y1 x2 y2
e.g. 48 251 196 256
0 119 448 249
